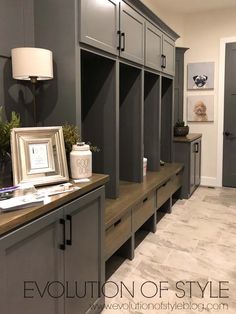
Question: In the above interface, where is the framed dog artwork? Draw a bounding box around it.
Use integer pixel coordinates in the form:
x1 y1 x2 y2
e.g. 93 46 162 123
187 95 214 122
187 62 214 90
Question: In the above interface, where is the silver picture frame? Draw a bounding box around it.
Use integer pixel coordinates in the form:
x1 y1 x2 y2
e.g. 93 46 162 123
11 127 69 186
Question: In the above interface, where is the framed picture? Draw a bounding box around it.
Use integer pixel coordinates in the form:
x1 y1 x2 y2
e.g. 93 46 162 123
11 127 69 186
187 95 214 122
187 62 214 90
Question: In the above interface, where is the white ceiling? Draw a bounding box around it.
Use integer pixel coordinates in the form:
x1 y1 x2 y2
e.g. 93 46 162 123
147 0 236 14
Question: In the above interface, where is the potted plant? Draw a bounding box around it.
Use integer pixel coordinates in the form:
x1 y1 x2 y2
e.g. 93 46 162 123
174 120 189 137
0 107 20 186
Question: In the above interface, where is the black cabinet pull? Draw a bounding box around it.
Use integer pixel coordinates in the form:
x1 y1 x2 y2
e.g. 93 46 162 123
121 32 125 51
114 219 121 227
60 219 66 251
161 54 165 68
143 197 148 203
117 30 121 50
195 143 199 153
161 55 166 68
66 215 72 246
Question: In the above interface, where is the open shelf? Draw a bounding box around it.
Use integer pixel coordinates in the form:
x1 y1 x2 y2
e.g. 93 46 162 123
161 77 174 163
81 50 118 199
144 71 160 171
119 63 143 183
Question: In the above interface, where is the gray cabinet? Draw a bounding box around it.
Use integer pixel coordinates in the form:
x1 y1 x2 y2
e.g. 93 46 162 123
145 23 175 75
162 34 175 76
0 209 64 314
80 0 120 55
64 187 105 314
145 21 162 71
173 135 202 198
0 187 105 314
120 1 145 65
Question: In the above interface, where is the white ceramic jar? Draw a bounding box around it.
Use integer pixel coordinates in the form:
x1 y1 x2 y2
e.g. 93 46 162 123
70 142 92 179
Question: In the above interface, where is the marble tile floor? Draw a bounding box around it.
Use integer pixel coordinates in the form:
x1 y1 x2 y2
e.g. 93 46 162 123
103 187 236 314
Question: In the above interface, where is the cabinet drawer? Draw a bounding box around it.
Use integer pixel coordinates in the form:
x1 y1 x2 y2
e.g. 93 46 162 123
105 211 131 260
133 193 155 232
170 171 183 194
156 179 172 209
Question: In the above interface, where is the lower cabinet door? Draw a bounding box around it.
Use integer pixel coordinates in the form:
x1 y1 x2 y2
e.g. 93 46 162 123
0 209 64 314
190 142 196 195
64 187 105 314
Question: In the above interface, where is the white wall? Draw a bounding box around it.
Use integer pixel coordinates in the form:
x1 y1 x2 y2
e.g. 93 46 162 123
182 8 236 186
142 1 236 186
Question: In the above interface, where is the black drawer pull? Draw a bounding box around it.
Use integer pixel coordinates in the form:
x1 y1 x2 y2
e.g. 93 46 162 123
143 197 148 203
121 32 125 51
59 219 66 251
66 215 72 246
117 30 121 50
114 219 121 227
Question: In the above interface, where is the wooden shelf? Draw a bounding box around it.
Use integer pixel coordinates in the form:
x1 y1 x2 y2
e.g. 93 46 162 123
105 163 183 229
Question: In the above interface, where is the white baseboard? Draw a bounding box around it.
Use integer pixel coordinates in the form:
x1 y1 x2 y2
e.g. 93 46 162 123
200 176 220 187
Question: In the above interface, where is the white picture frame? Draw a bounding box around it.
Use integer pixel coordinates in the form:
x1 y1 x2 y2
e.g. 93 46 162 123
11 127 69 186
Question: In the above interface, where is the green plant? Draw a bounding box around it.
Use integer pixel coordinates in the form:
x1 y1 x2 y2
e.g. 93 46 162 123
175 120 186 127
0 106 20 161
62 123 100 156
62 123 81 156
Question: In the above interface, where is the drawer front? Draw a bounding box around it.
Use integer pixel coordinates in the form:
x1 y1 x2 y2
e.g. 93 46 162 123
156 179 172 209
105 211 131 260
133 193 155 232
170 171 183 194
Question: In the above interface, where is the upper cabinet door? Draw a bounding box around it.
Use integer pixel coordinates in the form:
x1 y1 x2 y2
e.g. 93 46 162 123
162 34 175 76
80 0 120 55
120 2 145 65
145 21 162 71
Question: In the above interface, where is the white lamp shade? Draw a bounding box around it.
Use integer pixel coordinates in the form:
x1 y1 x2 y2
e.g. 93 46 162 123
11 47 53 81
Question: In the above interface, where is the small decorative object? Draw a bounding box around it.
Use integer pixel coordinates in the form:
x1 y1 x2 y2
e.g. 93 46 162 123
187 62 214 90
187 95 214 122
11 127 69 186
174 121 189 137
143 158 147 177
0 107 20 187
70 142 92 179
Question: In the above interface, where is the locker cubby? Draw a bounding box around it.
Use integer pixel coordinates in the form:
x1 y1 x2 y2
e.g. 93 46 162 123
119 63 143 182
81 50 118 199
161 77 174 163
144 71 161 171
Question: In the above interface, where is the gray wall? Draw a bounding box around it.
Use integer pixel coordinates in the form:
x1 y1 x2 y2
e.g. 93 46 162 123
0 0 34 125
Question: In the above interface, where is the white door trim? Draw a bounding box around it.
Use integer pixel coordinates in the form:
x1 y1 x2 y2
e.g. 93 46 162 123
217 37 236 187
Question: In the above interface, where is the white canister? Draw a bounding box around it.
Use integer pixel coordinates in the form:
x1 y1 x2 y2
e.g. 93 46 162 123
70 142 92 179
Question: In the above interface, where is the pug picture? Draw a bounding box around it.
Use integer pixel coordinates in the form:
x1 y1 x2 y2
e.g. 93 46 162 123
187 95 214 122
188 62 214 90
193 75 208 89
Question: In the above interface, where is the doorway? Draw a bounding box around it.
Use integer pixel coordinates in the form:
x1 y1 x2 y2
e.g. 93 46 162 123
223 42 236 187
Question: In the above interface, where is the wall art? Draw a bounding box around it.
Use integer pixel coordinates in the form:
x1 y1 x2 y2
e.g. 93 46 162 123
187 95 214 122
187 62 214 90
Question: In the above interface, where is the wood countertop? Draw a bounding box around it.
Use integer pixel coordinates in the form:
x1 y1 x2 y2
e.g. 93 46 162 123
0 173 109 237
105 163 183 229
174 133 202 143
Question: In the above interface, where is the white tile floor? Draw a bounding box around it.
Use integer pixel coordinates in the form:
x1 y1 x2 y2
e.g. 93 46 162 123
103 187 236 314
